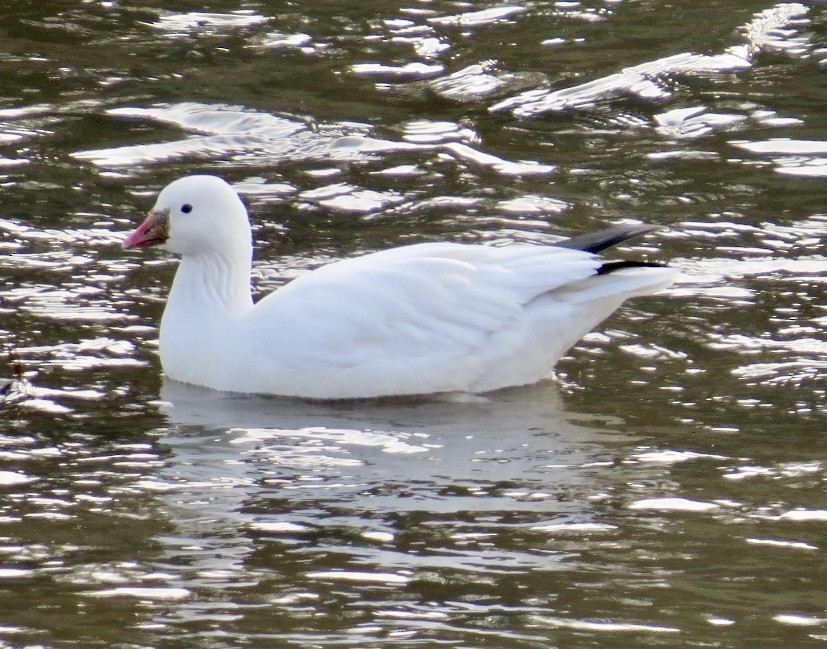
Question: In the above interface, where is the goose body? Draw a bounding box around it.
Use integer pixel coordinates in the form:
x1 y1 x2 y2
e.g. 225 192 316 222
124 175 675 399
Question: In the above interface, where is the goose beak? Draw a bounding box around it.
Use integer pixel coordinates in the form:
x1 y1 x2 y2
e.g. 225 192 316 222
123 208 170 249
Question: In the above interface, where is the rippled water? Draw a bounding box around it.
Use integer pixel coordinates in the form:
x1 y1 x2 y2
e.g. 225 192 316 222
1 1 825 647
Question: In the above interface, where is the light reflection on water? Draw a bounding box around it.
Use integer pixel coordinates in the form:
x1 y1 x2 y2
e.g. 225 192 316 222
1 0 825 647
2 381 824 646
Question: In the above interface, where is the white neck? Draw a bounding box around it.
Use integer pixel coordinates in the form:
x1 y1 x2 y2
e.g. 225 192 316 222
162 250 254 329
158 249 255 386
153 247 253 390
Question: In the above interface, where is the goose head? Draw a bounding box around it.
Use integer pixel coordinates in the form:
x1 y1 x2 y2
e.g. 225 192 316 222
123 175 251 260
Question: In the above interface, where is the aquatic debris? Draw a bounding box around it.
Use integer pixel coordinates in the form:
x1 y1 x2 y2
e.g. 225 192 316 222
0 351 31 408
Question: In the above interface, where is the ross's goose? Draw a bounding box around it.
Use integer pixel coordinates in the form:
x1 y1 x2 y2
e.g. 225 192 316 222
123 175 676 399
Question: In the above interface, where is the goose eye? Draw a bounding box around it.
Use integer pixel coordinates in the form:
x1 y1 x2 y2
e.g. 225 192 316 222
180 203 193 214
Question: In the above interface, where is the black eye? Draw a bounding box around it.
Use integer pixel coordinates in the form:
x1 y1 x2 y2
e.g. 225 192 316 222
181 203 193 214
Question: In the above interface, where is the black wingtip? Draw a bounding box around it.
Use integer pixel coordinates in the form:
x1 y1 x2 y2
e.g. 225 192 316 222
595 259 666 275
556 224 662 254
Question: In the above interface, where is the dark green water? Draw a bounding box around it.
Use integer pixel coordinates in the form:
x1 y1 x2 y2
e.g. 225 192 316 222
1 1 825 647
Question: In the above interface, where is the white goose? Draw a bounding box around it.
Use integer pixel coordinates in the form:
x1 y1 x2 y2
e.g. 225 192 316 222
123 175 675 399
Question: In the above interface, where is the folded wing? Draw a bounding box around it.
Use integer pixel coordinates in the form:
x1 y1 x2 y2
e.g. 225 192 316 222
244 241 673 397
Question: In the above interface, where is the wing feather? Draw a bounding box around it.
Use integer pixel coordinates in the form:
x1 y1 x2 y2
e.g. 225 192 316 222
249 242 599 360
234 240 672 396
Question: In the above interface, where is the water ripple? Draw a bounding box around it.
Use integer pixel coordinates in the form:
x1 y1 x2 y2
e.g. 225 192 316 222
531 616 680 634
146 10 270 34
491 48 751 118
297 183 405 214
654 107 748 140
428 6 527 28
254 30 317 53
743 2 812 58
730 138 827 177
491 3 812 120
71 102 552 179
351 62 445 80
424 62 545 103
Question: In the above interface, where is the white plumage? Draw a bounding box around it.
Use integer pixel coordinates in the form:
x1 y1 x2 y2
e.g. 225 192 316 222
123 175 675 399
